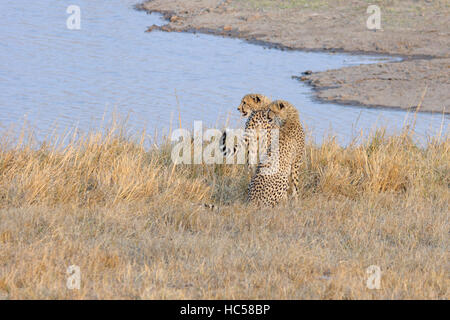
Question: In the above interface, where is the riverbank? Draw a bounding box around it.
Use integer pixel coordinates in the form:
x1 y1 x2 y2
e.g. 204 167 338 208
139 0 449 113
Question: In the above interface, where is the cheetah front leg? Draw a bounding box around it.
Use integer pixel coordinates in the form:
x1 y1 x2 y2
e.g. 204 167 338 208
291 162 300 197
290 153 304 198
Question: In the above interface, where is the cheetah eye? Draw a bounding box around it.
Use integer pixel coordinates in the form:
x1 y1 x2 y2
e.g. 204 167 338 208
279 102 285 109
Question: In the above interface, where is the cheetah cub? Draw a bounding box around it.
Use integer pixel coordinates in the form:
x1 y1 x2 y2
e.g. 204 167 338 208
266 100 305 198
247 100 305 206
220 93 272 158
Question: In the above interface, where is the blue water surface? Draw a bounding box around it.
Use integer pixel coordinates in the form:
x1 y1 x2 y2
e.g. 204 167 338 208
0 1 447 145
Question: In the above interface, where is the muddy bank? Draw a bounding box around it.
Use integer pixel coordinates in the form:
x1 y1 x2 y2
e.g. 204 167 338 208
138 0 449 113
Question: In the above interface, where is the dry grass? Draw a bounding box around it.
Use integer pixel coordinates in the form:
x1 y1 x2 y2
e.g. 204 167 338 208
0 121 448 299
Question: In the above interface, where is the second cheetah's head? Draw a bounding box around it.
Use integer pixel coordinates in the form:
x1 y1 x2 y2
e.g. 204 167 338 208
267 100 299 125
237 94 271 117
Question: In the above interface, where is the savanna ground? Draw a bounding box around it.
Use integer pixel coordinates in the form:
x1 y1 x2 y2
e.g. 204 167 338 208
0 117 448 299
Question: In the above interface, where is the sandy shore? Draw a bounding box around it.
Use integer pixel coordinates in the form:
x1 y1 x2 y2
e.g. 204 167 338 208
138 0 449 113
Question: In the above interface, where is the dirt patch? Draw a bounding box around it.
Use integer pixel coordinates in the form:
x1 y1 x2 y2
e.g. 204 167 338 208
138 0 449 113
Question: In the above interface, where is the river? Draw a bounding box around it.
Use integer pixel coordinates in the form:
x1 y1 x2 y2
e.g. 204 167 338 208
0 1 447 145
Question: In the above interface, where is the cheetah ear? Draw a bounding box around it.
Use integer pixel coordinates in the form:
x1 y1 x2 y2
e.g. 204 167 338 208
253 95 261 103
278 102 285 110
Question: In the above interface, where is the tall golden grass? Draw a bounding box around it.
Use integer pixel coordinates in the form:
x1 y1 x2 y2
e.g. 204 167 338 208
0 121 448 299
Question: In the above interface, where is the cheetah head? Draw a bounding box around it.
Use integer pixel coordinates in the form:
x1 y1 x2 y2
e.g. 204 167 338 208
237 94 271 117
267 100 298 125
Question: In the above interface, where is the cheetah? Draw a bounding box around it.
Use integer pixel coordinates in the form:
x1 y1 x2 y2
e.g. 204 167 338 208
237 93 272 117
242 108 278 167
248 100 305 206
222 109 277 171
247 123 290 207
220 93 272 161
265 99 305 198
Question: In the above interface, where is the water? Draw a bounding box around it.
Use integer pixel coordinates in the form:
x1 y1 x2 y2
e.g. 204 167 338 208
0 1 447 145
